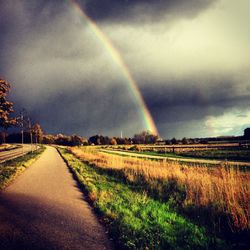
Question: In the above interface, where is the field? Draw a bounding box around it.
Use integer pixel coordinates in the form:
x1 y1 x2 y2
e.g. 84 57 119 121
137 148 250 162
59 145 250 249
102 144 250 169
177 148 250 162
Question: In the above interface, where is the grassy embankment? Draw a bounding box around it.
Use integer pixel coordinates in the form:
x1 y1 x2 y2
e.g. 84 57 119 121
102 149 185 159
0 146 45 190
59 147 242 249
179 149 250 162
67 146 249 249
106 147 250 163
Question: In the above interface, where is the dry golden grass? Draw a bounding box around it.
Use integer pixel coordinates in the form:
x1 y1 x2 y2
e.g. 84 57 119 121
69 147 250 230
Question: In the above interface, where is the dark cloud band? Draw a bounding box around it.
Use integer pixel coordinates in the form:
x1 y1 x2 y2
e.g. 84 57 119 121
78 0 216 23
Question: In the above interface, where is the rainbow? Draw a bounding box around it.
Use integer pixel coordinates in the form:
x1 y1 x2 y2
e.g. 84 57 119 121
69 0 159 135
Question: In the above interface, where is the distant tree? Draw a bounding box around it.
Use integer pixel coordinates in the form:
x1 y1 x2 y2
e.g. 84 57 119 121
103 136 110 145
88 135 112 145
70 135 84 146
171 137 177 144
145 133 159 144
165 139 171 145
0 78 16 143
110 138 117 145
0 132 8 144
43 134 55 144
89 135 100 145
244 128 250 139
7 131 31 143
6 132 21 143
116 137 125 145
55 134 71 146
188 138 195 144
133 131 145 144
133 131 159 144
32 123 43 144
124 138 132 145
182 137 188 144
81 138 89 146
116 137 132 145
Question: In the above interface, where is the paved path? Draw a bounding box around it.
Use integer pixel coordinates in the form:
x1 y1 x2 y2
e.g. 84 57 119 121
101 149 250 167
0 146 113 250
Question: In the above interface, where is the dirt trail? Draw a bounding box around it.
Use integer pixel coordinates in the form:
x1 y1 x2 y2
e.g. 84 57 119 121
0 146 113 250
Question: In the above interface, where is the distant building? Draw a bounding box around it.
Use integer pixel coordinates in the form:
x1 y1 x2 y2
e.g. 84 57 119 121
244 128 250 139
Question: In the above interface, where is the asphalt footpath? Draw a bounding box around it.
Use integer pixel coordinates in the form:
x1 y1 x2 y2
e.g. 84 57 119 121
0 146 113 250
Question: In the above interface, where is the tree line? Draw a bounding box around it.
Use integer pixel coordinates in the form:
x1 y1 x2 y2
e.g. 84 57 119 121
2 131 160 146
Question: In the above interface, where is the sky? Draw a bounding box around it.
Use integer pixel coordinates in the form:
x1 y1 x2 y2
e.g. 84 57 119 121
0 0 250 139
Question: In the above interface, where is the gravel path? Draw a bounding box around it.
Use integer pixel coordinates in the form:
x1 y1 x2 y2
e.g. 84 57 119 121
0 146 113 250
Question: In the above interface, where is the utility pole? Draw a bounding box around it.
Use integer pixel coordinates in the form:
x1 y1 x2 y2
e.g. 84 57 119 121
20 110 24 155
28 118 33 153
35 130 38 150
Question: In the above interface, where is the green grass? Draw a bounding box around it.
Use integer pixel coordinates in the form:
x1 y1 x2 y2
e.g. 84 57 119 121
0 146 45 190
58 148 228 250
179 149 250 162
108 149 250 169
101 149 186 160
134 148 250 162
128 150 185 158
119 148 250 162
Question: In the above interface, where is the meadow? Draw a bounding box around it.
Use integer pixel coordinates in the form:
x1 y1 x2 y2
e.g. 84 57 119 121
107 143 250 162
60 146 249 249
177 148 250 162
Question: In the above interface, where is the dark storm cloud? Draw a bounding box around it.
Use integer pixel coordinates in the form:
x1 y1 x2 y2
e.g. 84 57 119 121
1 0 249 138
78 0 217 23
141 75 250 138
0 0 67 72
0 0 145 137
142 75 250 125
27 84 142 136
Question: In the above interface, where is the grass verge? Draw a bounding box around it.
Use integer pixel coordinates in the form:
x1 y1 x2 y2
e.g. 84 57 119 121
58 147 228 250
0 146 46 190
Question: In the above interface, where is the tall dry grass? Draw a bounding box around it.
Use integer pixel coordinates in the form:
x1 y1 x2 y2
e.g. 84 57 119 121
69 147 250 230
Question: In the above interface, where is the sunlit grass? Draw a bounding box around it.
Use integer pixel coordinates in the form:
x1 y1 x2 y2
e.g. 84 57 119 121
59 148 215 249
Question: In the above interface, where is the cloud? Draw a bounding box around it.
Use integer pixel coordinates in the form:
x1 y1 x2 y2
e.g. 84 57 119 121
135 66 250 139
140 72 250 135
204 109 250 137
0 0 146 136
1 0 250 138
79 0 217 23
